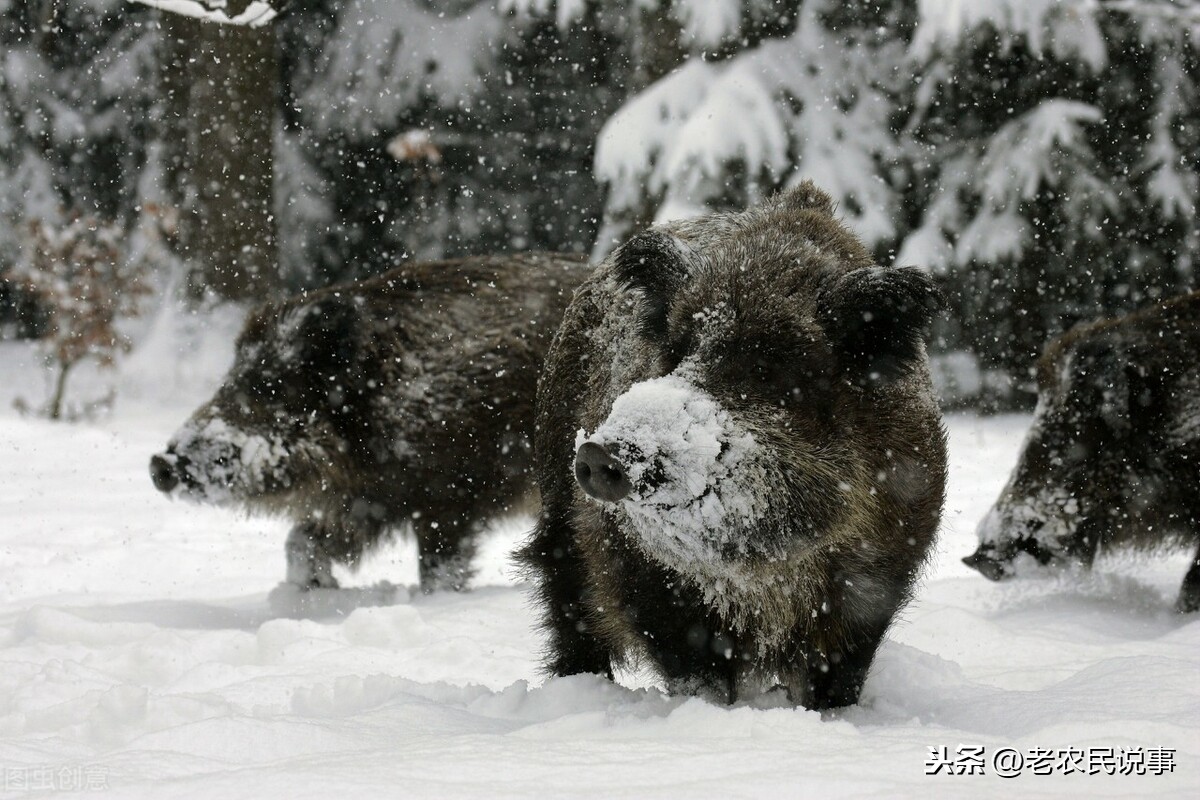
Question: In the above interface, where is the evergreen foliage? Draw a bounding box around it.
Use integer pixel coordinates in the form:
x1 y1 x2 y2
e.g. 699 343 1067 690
580 0 1198 399
1 0 1196 401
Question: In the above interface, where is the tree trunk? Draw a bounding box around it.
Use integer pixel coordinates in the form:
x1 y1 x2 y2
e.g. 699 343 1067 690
160 13 279 302
48 358 72 421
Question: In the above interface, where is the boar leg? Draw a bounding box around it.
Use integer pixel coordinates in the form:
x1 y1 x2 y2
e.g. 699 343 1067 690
1176 543 1200 613
650 624 740 704
414 517 478 593
793 571 907 710
795 625 888 710
285 520 339 589
517 511 614 678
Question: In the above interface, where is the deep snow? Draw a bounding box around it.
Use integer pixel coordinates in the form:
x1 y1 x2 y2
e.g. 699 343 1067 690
1 313 1197 798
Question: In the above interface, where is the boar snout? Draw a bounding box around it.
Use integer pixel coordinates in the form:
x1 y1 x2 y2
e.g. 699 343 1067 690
575 441 632 502
149 453 179 493
962 534 1060 581
962 547 1012 582
150 450 203 494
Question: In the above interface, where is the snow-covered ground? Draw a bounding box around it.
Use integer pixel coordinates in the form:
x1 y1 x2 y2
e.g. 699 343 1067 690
1 314 1197 798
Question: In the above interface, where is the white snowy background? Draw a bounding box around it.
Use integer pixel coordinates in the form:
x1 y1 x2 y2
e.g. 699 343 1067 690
1 305 1196 798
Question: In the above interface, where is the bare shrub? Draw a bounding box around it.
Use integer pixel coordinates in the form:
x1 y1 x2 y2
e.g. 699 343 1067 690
11 211 163 420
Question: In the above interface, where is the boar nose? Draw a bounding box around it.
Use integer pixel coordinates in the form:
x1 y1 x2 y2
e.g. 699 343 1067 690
575 441 632 502
962 551 1009 582
149 454 179 493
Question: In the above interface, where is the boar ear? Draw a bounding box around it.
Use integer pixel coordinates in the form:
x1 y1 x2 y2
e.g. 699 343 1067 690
297 296 361 378
780 180 835 215
614 230 690 341
817 266 942 387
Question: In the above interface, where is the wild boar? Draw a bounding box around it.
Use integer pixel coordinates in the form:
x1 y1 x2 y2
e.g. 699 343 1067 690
966 291 1200 613
151 253 587 592
519 183 947 709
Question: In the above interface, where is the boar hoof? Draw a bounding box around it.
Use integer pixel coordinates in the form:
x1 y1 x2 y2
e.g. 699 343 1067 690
1175 586 1200 614
287 568 339 591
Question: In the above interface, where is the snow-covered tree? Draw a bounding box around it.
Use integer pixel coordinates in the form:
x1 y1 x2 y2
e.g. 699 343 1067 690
0 0 162 330
5 0 1194 406
289 0 628 281
132 0 280 27
152 2 281 301
574 0 1198 400
592 0 907 253
905 0 1199 382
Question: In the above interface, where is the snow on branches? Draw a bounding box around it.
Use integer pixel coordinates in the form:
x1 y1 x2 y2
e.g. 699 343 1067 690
912 0 1108 69
301 0 503 138
594 0 903 251
131 1 281 27
899 101 1116 271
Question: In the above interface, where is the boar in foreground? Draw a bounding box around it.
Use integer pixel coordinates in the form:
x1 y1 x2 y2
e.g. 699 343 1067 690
151 253 586 592
966 292 1200 613
518 183 947 709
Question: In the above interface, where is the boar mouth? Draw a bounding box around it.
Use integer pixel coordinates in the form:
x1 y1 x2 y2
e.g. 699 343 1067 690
599 438 775 569
574 437 673 504
962 534 1059 581
155 431 300 507
162 456 237 504
616 446 670 501
576 374 780 573
961 550 1014 581
580 440 704 508
150 451 209 498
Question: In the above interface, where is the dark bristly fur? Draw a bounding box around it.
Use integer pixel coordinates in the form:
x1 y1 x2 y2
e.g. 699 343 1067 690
518 183 948 709
152 253 588 592
966 291 1200 613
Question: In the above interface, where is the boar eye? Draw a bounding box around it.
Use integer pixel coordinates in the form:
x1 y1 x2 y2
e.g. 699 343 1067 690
747 349 834 410
254 374 308 410
753 356 782 383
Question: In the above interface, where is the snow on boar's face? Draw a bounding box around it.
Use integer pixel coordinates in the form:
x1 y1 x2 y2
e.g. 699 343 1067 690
573 210 941 582
150 297 368 509
967 331 1160 580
